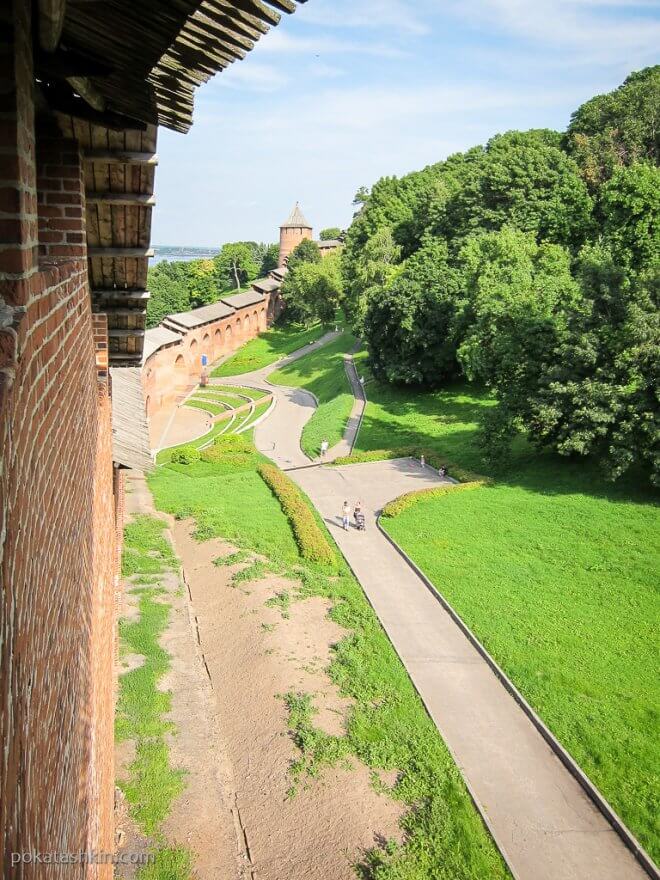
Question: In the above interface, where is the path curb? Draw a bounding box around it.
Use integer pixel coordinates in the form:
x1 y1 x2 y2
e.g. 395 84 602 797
376 515 660 880
343 353 366 454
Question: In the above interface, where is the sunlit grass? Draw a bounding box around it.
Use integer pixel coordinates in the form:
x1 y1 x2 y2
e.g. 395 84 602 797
270 332 357 457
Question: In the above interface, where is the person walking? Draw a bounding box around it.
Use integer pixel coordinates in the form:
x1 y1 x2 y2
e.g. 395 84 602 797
320 439 329 459
342 500 351 531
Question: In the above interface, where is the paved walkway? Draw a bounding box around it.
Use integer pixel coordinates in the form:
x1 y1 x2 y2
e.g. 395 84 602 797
215 345 649 880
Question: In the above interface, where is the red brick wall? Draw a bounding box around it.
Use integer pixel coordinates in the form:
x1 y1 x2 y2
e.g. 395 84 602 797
142 295 275 445
1 2 116 875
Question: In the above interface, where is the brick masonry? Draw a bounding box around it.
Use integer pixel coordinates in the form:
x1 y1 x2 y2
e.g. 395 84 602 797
142 291 283 446
1 2 116 876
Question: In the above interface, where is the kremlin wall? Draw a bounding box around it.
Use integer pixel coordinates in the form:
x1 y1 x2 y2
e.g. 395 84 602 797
141 204 340 448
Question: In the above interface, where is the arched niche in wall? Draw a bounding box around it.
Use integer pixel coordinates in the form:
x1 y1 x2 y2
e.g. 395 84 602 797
174 354 187 390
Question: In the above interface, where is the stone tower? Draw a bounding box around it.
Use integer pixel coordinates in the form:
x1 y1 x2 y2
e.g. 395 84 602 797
279 202 313 267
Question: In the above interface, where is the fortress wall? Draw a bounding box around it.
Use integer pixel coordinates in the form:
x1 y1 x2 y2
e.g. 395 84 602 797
0 6 117 871
142 291 282 447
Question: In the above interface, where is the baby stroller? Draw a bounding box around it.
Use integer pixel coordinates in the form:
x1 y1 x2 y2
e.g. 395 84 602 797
354 509 366 531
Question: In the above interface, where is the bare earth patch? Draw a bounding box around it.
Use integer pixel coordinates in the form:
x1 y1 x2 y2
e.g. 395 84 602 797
171 518 405 880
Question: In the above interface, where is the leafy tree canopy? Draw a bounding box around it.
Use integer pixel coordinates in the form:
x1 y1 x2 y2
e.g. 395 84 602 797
435 130 593 254
281 251 342 325
565 65 660 189
364 238 467 386
214 241 259 290
599 163 660 272
287 238 321 271
146 261 193 328
319 227 342 241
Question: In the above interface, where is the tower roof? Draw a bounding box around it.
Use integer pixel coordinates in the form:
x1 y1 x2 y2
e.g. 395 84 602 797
281 202 312 229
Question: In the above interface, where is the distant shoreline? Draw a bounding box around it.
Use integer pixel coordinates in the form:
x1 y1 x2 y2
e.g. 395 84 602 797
152 246 220 265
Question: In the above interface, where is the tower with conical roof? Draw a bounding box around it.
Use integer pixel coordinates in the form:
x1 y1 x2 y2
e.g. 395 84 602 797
278 202 313 267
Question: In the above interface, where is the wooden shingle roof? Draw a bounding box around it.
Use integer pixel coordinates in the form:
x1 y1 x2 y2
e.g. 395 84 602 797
53 0 307 133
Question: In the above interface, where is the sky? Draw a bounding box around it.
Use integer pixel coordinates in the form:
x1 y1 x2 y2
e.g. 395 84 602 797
152 0 660 247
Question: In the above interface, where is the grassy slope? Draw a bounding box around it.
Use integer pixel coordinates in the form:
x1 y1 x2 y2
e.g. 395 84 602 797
358 370 660 860
148 437 509 879
118 515 192 880
269 332 356 457
212 321 327 377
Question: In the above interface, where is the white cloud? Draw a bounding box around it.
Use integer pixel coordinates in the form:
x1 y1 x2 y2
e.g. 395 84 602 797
255 28 408 59
214 62 289 93
297 0 431 36
450 0 660 63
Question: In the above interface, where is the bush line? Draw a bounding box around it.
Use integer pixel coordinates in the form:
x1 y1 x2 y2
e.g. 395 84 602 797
257 463 336 566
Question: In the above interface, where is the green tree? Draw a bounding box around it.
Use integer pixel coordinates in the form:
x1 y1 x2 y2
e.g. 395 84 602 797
281 251 342 325
214 242 259 290
459 228 580 410
599 163 660 272
364 239 467 385
187 258 221 306
565 65 660 189
257 242 280 276
146 261 193 327
287 238 321 271
460 230 660 485
319 227 341 241
440 130 593 253
343 227 402 331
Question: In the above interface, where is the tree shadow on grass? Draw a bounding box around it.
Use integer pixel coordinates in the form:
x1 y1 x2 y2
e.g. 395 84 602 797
357 381 658 509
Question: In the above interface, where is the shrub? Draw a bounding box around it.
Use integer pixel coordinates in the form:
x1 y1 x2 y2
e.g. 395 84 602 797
257 464 336 567
169 445 201 465
381 480 487 518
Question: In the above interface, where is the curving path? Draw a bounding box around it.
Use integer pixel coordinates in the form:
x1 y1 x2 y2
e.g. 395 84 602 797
212 338 650 880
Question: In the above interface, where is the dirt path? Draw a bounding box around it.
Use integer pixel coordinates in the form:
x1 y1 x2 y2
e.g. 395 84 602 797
169 520 404 880
117 474 240 878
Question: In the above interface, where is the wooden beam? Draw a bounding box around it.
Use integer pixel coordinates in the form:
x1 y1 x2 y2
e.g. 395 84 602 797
93 289 151 301
101 309 147 318
84 151 158 166
88 247 154 257
66 76 106 111
86 192 156 206
34 48 113 78
39 0 67 52
108 328 146 338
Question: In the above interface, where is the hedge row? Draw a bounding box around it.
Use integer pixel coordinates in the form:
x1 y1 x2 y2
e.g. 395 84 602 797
381 479 488 518
257 463 336 567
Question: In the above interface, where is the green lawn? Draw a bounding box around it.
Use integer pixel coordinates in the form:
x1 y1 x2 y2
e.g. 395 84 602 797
212 320 328 377
148 436 510 879
185 398 225 417
358 372 660 861
269 332 357 457
212 383 269 400
118 515 192 878
237 398 272 433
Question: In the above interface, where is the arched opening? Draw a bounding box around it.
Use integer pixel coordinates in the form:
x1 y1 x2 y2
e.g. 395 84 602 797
244 313 251 333
214 327 222 355
202 332 210 352
253 310 259 333
174 354 187 390
235 317 241 344
260 307 266 330
189 337 198 370
225 323 233 351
